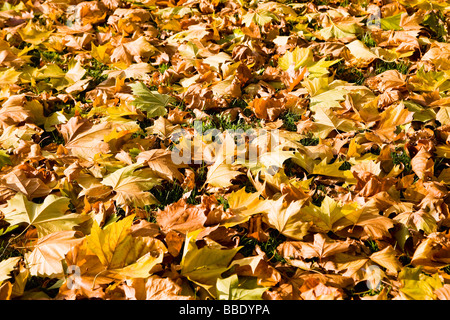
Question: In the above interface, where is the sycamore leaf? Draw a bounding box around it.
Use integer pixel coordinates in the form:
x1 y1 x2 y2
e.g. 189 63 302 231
380 14 403 31
242 11 278 27
373 102 414 141
135 149 185 182
0 257 21 283
1 193 87 237
301 196 355 233
205 155 243 189
180 230 241 294
155 199 207 234
411 147 434 180
0 68 21 86
25 231 84 277
86 214 166 275
282 233 352 262
313 107 356 138
278 47 313 72
130 82 175 118
436 107 450 125
264 196 311 240
369 245 402 275
394 210 437 235
317 22 361 41
101 163 161 207
0 168 51 200
399 266 442 300
124 276 192 300
216 275 267 300
57 116 113 160
312 158 356 184
222 188 268 227
18 20 54 45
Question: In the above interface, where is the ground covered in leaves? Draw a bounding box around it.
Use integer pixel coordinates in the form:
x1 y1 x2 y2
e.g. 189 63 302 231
0 0 450 300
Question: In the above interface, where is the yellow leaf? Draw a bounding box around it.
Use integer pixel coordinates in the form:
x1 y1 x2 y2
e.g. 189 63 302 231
86 214 166 277
25 231 84 277
264 196 311 240
0 68 21 86
1 193 88 237
0 257 21 283
369 245 402 275
180 230 241 295
205 155 243 188
312 158 357 184
222 188 268 227
17 20 54 45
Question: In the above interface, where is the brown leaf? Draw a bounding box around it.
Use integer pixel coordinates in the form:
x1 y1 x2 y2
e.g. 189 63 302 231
0 168 51 200
411 147 434 180
57 116 112 160
155 199 207 234
136 149 185 182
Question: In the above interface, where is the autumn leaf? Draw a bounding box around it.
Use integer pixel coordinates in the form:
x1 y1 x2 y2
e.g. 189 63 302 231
0 257 21 283
86 214 166 278
398 266 443 300
57 116 113 160
411 147 434 180
25 231 84 277
301 196 355 233
1 193 87 237
18 20 54 45
1 0 450 302
180 230 241 294
155 199 207 234
205 155 243 189
221 188 268 227
216 274 267 300
0 168 51 200
100 164 161 207
136 149 185 182
264 196 311 240
130 82 175 118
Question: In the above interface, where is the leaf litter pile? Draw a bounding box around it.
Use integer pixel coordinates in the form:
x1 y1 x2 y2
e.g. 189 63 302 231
0 0 450 301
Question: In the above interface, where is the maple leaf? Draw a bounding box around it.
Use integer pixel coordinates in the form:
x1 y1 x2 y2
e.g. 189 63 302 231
222 188 268 227
372 102 414 141
0 257 21 283
123 276 193 300
411 147 434 180
17 20 54 45
278 47 313 72
278 233 352 265
369 245 402 275
312 158 356 183
242 11 278 28
1 193 88 237
2 0 450 301
313 107 356 139
0 168 51 200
